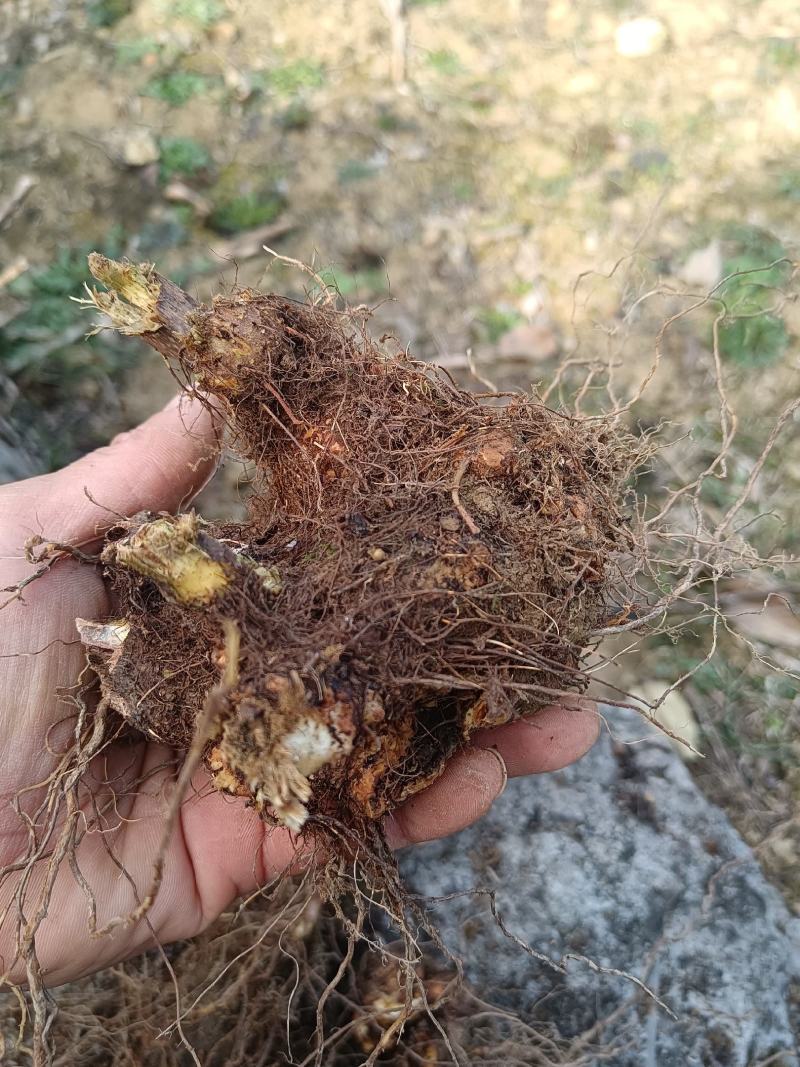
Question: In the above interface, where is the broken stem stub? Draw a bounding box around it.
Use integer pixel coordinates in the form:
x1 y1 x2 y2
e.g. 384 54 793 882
86 253 197 361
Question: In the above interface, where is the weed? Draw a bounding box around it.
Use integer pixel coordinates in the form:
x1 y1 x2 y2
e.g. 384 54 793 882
114 36 161 64
475 306 524 343
168 0 224 25
720 224 790 289
377 108 402 132
209 190 285 234
262 59 326 96
776 169 800 201
715 225 792 367
717 314 789 368
337 159 377 184
425 48 463 76
316 266 388 298
86 0 132 28
143 70 217 106
452 177 475 202
158 136 211 182
275 100 313 130
2 244 118 349
763 37 800 72
0 237 135 467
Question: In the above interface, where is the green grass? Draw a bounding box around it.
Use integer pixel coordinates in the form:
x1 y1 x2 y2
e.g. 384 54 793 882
0 239 125 368
717 314 789 368
143 70 217 106
260 59 326 96
115 36 161 64
475 307 524 343
376 108 403 132
158 136 211 182
776 169 800 201
425 49 463 76
315 266 388 298
169 0 224 24
0 239 138 467
452 177 476 202
209 190 285 234
337 159 377 184
715 225 792 367
763 37 800 71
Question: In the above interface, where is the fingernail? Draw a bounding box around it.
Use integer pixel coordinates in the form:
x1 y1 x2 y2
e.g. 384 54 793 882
481 746 508 797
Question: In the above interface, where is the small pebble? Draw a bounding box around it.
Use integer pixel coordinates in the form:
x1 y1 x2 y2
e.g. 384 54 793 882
615 17 667 58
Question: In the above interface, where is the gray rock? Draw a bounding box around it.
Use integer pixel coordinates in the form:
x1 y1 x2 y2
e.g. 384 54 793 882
0 422 40 484
400 707 800 1065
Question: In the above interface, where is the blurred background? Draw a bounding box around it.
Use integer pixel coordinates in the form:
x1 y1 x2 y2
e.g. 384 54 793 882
1 0 799 918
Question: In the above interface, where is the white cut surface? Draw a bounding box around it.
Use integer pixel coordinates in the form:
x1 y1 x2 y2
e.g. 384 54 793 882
282 717 340 776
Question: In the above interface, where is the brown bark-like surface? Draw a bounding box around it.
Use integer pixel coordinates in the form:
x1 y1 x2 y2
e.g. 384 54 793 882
82 256 641 831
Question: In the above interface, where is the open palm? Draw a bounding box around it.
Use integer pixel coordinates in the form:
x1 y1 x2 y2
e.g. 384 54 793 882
0 395 598 987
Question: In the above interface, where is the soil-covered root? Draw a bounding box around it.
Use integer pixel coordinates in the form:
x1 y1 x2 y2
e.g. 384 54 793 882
78 254 643 832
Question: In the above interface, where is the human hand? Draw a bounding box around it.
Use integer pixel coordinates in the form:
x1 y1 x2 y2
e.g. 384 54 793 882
0 396 598 986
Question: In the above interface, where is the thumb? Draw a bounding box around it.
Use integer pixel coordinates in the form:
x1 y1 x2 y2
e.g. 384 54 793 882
11 394 221 545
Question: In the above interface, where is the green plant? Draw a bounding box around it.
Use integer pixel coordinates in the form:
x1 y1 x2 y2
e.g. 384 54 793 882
776 169 800 201
475 306 524 343
143 70 217 106
337 159 376 184
315 266 389 298
763 37 800 71
86 0 132 28
425 48 463 76
720 225 790 290
265 59 326 95
209 190 285 234
376 108 402 132
0 238 137 467
115 36 161 64
169 0 224 25
715 226 792 367
275 100 313 130
717 314 789 368
452 177 475 202
2 246 117 354
158 136 211 182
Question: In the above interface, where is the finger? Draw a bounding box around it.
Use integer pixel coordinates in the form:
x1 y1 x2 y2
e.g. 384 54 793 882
472 699 599 777
5 393 221 545
384 747 507 849
156 770 305 938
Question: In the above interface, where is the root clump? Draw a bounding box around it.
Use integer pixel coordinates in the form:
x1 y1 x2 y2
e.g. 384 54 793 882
81 254 640 832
